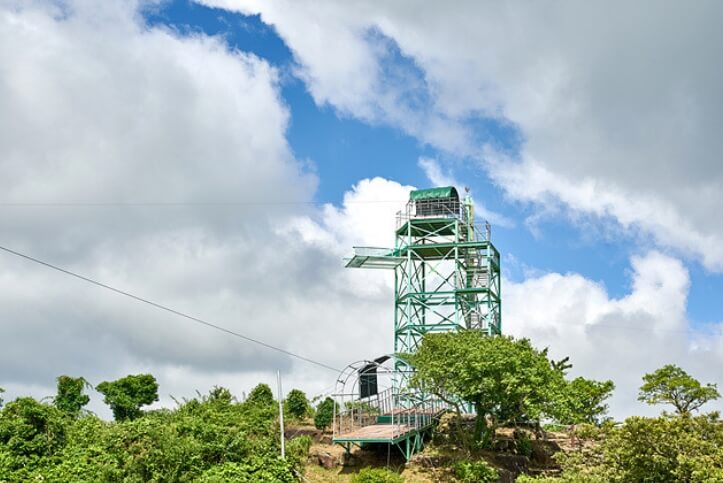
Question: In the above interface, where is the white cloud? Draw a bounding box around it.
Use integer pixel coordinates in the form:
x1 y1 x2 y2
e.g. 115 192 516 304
0 0 394 414
3 0 722 426
505 251 723 417
418 157 514 228
200 0 723 272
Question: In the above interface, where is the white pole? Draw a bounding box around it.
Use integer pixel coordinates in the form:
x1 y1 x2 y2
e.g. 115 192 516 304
277 370 285 459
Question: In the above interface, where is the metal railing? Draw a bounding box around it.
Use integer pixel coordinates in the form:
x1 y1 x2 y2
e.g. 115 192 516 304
333 387 449 440
395 199 492 242
395 200 465 229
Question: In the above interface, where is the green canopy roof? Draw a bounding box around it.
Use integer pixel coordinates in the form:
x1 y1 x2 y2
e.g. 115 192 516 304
409 186 459 201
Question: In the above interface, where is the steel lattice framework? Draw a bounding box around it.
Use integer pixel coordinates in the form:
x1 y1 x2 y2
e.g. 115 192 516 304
346 187 501 391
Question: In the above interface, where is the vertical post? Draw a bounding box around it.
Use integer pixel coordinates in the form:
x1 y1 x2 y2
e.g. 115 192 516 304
277 370 285 460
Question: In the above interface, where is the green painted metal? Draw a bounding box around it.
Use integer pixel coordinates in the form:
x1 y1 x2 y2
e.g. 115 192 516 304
393 194 502 394
340 189 502 461
409 186 459 201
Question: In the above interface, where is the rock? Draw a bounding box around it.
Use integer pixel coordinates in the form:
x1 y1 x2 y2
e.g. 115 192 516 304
317 451 338 469
493 454 530 476
496 468 515 483
530 440 561 467
492 438 512 452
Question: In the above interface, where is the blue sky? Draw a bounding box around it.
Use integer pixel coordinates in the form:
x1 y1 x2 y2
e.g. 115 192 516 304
2 0 723 418
146 0 722 326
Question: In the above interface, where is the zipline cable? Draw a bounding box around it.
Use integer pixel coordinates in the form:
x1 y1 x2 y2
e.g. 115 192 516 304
0 244 341 373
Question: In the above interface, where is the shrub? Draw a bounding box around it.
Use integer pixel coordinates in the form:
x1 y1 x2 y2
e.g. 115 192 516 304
285 389 310 420
246 383 274 407
314 397 334 432
551 413 723 481
197 456 295 482
514 430 533 458
286 434 312 467
351 467 404 483
452 460 499 483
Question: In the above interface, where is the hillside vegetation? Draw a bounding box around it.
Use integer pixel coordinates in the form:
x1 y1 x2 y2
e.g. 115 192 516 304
1 332 721 481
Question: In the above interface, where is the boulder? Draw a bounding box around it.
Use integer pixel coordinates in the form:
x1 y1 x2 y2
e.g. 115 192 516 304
316 451 338 469
493 454 530 476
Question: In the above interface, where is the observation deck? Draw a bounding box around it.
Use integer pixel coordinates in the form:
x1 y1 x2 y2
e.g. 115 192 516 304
332 358 448 461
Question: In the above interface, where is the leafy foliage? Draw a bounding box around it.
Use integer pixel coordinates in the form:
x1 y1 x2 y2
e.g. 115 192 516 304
551 377 615 425
96 373 159 421
0 397 66 477
528 413 723 482
286 435 312 468
0 382 307 482
246 383 274 407
314 397 334 432
452 460 499 482
638 364 720 415
285 389 310 420
410 332 564 444
350 467 404 483
54 375 91 418
0 387 4 409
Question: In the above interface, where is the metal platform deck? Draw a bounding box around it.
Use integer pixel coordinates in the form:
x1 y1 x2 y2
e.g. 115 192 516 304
333 423 412 443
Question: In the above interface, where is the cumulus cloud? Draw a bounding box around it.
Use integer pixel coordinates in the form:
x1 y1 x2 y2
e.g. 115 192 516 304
418 157 514 228
0 0 394 415
3 0 722 425
200 0 723 271
505 251 723 417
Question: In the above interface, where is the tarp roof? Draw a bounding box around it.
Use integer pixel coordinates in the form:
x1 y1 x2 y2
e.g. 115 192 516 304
409 186 459 201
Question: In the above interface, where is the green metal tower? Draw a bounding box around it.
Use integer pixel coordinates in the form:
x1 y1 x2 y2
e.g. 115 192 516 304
347 186 501 389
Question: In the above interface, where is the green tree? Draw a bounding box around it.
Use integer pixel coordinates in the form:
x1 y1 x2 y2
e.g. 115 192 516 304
284 388 310 420
545 413 723 482
638 364 720 415
0 386 4 409
410 331 563 445
96 374 159 421
245 383 274 406
314 397 334 432
552 377 615 425
54 375 91 418
0 378 308 481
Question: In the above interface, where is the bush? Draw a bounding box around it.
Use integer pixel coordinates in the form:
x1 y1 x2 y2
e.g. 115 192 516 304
246 383 274 407
514 430 533 458
452 460 499 482
314 397 334 431
551 413 723 481
0 383 306 482
286 434 312 468
285 389 310 420
351 467 404 483
197 456 295 482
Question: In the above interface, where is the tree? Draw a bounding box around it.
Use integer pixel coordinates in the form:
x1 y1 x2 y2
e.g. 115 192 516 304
314 397 334 432
551 377 615 425
245 383 274 406
548 413 723 481
284 389 310 420
410 332 564 445
638 364 720 415
96 374 159 421
0 386 4 409
54 375 91 418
